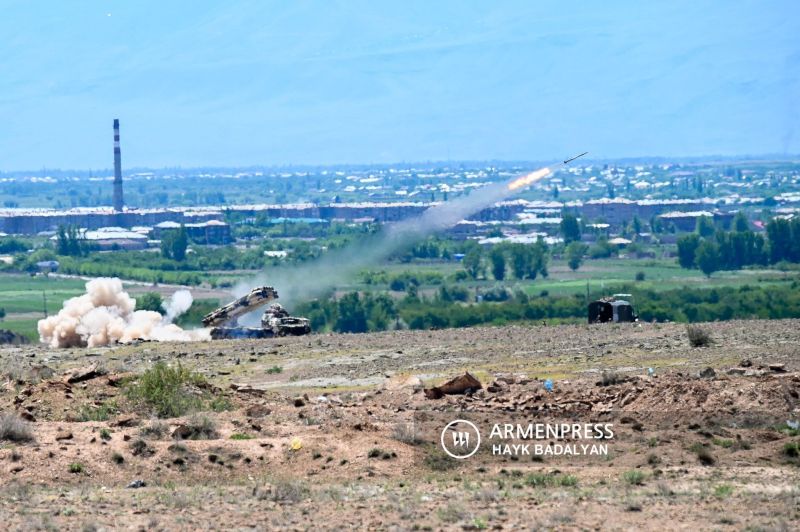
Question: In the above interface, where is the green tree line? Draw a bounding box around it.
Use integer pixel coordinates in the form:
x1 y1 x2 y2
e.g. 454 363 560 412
294 281 800 334
462 241 549 281
677 216 800 276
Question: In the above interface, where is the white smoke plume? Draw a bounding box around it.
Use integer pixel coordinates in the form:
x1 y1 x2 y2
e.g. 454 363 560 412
238 165 554 306
162 289 194 323
38 278 210 348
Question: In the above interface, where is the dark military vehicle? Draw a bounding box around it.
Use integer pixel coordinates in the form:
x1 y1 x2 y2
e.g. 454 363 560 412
202 286 311 339
588 295 637 323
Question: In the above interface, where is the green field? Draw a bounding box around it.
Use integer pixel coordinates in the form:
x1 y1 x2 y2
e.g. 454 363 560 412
1 317 40 342
527 258 794 297
0 274 88 342
0 274 86 314
341 257 796 298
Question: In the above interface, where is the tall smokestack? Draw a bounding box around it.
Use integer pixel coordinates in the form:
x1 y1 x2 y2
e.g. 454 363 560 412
112 119 124 212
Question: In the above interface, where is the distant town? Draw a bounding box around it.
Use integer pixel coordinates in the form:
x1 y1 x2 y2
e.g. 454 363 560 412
1 159 798 250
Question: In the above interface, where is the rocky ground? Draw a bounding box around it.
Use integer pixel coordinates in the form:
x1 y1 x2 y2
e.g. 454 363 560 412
1 319 800 530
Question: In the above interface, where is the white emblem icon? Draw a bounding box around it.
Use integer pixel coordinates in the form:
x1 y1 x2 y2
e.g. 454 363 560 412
440 419 481 459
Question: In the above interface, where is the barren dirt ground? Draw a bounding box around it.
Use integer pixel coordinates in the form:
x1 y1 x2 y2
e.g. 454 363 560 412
2 320 800 530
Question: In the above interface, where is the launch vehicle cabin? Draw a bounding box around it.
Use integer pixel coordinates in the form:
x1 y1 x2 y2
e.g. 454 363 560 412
588 298 636 324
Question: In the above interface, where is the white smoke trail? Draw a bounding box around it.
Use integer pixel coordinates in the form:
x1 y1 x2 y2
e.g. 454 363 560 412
38 278 210 348
162 289 194 323
237 165 554 306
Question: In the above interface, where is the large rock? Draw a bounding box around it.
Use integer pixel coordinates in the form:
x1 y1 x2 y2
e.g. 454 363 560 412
55 429 73 441
424 372 482 399
699 367 716 379
63 363 106 384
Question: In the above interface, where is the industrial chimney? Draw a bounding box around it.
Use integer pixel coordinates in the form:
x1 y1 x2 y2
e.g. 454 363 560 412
112 119 124 212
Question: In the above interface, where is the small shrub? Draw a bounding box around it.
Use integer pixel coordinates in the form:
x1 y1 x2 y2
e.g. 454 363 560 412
549 511 575 524
698 448 717 465
367 448 383 458
690 443 716 465
209 396 234 412
169 443 188 454
130 438 154 457
713 438 734 449
525 472 551 487
635 271 646 282
437 502 467 523
471 517 488 530
714 484 733 498
600 371 622 386
174 415 217 440
69 462 84 474
783 441 800 458
423 446 458 471
266 480 309 503
99 428 112 441
472 487 500 502
111 452 125 464
0 413 34 442
622 470 646 485
77 401 117 422
392 422 424 445
266 366 283 374
687 325 713 347
140 421 169 440
125 362 206 418
655 481 674 497
780 422 800 437
558 474 578 487
230 433 253 440
524 472 578 488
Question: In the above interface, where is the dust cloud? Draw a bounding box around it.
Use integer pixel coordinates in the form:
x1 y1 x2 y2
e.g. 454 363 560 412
38 278 209 348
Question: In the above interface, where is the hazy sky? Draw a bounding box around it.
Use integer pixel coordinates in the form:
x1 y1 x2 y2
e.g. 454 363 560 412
1 0 798 170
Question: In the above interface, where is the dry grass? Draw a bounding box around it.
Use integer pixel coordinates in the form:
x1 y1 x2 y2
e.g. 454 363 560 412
140 420 169 440
392 422 424 445
600 370 622 386
0 412 34 442
687 325 713 347
178 415 218 440
253 479 310 503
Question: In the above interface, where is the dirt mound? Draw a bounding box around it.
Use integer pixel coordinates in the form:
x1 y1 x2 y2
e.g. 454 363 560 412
440 371 800 425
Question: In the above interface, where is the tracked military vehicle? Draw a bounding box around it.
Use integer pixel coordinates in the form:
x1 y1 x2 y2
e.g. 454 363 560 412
202 286 311 339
